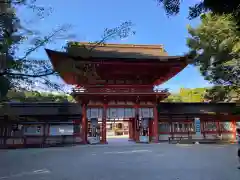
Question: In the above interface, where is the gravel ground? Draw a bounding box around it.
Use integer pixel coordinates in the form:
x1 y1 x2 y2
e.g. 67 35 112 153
0 139 240 180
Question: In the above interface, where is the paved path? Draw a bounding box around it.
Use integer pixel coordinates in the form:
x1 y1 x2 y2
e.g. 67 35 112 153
0 142 240 180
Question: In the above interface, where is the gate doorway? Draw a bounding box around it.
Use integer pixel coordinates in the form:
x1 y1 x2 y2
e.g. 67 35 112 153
86 107 154 144
106 119 132 144
105 107 135 144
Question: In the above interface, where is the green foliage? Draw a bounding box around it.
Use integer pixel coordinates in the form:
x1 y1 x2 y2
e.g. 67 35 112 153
156 1 240 102
179 88 206 102
165 87 239 103
164 88 206 102
0 76 10 100
204 86 240 102
156 0 240 29
187 13 240 101
6 90 75 102
232 105 240 115
163 94 183 102
0 0 72 99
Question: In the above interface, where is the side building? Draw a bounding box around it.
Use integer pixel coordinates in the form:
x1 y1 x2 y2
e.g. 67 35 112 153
0 102 82 148
0 102 239 148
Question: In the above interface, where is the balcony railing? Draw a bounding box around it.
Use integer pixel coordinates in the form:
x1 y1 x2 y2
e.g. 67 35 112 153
72 87 169 94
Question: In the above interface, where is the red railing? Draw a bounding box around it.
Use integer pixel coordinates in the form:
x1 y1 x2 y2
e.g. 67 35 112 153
72 87 169 94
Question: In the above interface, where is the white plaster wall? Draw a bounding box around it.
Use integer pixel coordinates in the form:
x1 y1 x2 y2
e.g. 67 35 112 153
23 125 44 136
203 134 218 140
25 137 43 144
49 125 74 136
159 132 236 141
6 138 24 145
159 134 169 141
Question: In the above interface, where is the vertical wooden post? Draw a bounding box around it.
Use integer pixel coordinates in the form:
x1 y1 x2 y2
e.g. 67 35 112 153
148 119 153 142
132 117 136 141
3 115 8 148
217 121 221 136
134 104 139 142
101 104 107 144
42 123 46 148
201 118 206 139
128 120 133 141
216 114 221 136
170 115 174 138
232 116 236 141
153 105 159 143
81 103 87 144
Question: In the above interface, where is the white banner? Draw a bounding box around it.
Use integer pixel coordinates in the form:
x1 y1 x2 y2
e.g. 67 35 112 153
87 108 103 119
109 108 117 119
124 108 135 118
49 125 73 136
107 108 135 119
194 118 201 137
139 108 153 118
91 108 98 118
117 108 124 119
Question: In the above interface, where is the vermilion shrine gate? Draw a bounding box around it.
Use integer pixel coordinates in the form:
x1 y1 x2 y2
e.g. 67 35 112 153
0 43 239 149
46 42 189 144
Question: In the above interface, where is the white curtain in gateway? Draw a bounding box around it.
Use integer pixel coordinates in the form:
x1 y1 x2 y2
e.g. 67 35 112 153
107 108 135 119
124 108 135 118
108 108 118 119
117 108 125 119
139 108 153 118
87 108 103 119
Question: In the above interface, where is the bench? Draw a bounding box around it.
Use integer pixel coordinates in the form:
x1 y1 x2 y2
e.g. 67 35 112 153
168 136 191 144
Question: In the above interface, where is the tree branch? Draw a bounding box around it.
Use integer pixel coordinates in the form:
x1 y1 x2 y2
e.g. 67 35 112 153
17 27 65 62
4 70 56 77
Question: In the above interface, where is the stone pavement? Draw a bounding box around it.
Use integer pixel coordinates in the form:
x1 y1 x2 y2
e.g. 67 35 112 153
0 140 240 180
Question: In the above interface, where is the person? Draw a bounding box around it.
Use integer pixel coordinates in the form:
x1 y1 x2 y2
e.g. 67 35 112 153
237 128 240 169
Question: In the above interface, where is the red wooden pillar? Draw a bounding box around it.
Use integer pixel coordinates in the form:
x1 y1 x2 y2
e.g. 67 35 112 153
170 116 174 138
201 119 206 138
81 103 87 144
216 121 221 136
101 104 107 144
232 116 236 141
128 120 133 140
132 118 136 141
215 114 221 136
134 104 139 142
153 105 159 143
148 119 153 142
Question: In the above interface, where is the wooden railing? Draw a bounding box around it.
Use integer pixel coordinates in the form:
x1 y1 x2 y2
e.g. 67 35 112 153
72 87 169 94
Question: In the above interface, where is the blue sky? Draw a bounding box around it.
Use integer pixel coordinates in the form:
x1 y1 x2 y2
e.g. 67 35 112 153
17 0 211 93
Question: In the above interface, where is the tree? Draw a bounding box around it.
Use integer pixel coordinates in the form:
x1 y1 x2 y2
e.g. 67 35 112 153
187 13 240 102
0 1 135 100
179 88 206 102
163 88 206 102
156 0 240 29
163 94 183 102
0 0 72 99
204 86 240 102
6 90 75 102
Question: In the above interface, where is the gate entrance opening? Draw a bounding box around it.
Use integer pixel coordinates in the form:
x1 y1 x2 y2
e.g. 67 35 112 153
86 107 155 144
